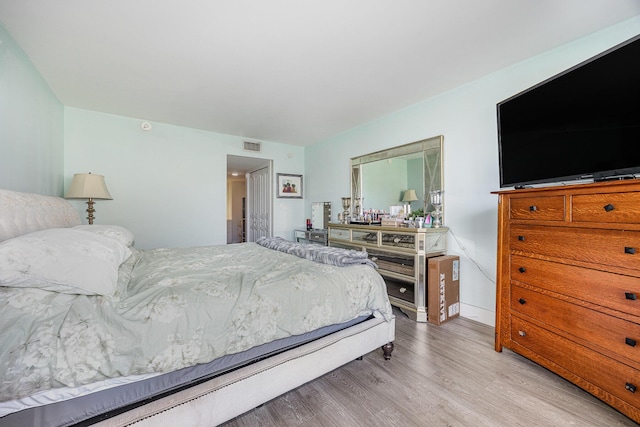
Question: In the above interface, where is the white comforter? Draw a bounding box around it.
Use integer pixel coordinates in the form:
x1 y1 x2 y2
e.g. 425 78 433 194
0 242 392 403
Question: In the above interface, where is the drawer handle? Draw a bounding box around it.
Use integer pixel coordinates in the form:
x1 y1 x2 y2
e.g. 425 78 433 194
603 203 615 212
626 383 637 393
371 256 378 262
399 287 407 294
518 298 527 305
518 235 525 241
626 338 637 347
529 205 538 212
518 267 526 273
626 292 637 300
624 247 636 255
518 330 526 337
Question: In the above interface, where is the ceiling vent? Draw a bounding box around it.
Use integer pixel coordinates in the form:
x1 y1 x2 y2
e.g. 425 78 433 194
243 141 261 152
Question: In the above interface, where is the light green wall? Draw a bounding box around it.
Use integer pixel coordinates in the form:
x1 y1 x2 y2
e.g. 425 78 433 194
305 17 640 325
0 23 64 195
64 108 305 249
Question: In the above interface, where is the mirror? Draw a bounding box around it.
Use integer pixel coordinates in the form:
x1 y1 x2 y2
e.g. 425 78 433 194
350 135 443 222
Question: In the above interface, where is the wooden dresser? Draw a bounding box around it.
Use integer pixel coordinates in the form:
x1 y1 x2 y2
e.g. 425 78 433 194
494 180 640 423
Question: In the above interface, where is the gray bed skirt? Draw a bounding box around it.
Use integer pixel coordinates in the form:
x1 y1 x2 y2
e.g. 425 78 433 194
1 315 370 427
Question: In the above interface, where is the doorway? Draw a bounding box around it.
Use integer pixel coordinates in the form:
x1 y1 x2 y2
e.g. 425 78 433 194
227 155 272 243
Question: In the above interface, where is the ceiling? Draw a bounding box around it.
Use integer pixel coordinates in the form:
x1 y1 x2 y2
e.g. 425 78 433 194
1 1 639 146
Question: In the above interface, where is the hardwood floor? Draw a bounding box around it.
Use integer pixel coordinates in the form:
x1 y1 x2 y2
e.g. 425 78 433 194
222 308 639 427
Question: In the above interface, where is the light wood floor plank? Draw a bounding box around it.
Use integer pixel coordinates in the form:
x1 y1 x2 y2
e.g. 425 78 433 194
222 308 639 426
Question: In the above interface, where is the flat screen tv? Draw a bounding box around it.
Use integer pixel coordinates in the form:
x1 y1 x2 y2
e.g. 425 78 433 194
497 34 640 188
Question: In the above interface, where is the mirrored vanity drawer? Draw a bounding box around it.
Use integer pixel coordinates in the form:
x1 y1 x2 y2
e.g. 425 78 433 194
329 228 350 241
368 250 415 277
385 278 415 304
352 230 378 246
423 232 447 254
309 231 328 244
380 232 416 250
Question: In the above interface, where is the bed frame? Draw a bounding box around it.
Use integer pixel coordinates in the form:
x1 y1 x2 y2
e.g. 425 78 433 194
0 189 395 426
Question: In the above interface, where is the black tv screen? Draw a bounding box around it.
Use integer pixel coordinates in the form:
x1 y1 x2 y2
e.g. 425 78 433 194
498 34 640 188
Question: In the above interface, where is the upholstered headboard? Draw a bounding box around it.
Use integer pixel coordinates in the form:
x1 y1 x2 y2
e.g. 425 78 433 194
0 189 81 242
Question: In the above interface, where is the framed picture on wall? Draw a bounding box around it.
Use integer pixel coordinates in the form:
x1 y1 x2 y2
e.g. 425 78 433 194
276 173 303 198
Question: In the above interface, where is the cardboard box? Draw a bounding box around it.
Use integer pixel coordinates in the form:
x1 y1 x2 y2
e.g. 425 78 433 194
427 255 460 325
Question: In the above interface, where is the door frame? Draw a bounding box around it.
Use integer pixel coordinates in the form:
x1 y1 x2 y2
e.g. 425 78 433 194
227 154 273 243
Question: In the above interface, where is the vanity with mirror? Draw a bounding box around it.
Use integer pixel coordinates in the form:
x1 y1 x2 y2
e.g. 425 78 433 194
328 136 448 321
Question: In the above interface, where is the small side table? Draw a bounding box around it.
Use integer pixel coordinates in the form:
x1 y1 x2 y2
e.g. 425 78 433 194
294 229 328 246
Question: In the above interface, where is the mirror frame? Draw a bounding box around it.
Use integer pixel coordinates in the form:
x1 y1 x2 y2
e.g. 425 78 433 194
350 135 443 220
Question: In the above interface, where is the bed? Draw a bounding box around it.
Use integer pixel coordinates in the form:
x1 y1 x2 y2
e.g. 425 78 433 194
0 189 395 427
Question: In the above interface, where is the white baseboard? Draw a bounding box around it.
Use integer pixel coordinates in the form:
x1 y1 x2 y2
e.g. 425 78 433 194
460 303 495 327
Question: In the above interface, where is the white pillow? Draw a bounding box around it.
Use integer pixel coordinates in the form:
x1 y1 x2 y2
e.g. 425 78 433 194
73 224 135 247
0 228 131 296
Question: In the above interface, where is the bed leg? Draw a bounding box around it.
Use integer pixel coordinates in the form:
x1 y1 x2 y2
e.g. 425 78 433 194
382 342 394 360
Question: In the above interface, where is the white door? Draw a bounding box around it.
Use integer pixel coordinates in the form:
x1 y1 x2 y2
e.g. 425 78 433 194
247 165 272 241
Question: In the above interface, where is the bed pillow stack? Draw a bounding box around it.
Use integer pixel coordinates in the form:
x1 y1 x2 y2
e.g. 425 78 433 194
0 227 133 296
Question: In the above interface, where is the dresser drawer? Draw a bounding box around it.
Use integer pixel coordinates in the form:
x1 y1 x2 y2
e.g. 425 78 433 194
423 232 447 255
369 250 415 277
352 230 379 246
511 284 640 364
385 278 415 304
329 228 350 241
511 225 640 272
510 255 640 316
573 192 640 224
380 231 416 250
511 316 640 409
510 196 565 221
309 231 327 243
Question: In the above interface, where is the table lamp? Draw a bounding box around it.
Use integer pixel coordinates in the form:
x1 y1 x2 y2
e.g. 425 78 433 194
65 173 112 224
402 189 418 216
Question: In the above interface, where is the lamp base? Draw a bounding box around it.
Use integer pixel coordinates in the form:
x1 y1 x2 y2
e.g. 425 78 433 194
86 198 95 225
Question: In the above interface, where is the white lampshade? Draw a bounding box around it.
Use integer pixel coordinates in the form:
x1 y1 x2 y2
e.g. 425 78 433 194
65 173 112 200
402 189 418 203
